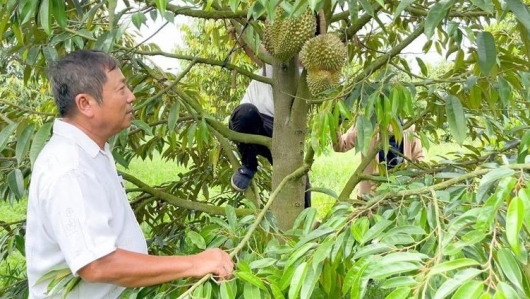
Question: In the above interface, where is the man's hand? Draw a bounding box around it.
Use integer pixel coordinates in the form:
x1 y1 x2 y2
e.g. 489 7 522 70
193 248 234 281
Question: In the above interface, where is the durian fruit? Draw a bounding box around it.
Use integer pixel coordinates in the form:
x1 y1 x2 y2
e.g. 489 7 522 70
300 34 347 72
307 69 341 95
262 7 316 61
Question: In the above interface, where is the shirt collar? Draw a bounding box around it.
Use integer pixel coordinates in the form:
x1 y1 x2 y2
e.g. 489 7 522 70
52 119 110 158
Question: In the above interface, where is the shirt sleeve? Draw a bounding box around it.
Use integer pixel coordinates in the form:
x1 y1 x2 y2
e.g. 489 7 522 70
333 125 358 152
411 137 425 161
407 125 425 161
41 170 118 275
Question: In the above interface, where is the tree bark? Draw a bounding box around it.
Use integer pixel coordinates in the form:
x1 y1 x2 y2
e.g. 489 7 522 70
270 58 309 230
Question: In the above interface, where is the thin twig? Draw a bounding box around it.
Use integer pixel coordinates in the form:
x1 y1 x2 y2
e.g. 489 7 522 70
176 163 311 299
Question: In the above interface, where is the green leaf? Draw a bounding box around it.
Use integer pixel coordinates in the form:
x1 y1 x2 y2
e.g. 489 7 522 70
155 0 167 14
293 227 334 251
518 188 530 229
236 271 267 290
132 119 153 136
306 187 338 199
285 242 317 270
370 262 420 280
300 261 321 299
381 276 417 289
497 77 512 104
7 168 25 200
187 231 206 249
424 0 455 38
131 12 147 30
29 122 52 168
243 283 262 299
506 197 524 257
476 31 497 75
0 122 18 153
381 226 426 238
496 281 520 299
35 266 70 285
430 258 480 276
477 168 515 203
359 0 374 16
470 0 494 13
352 243 394 259
452 280 484 299
505 0 530 33
280 261 297 291
445 94 467 145
225 205 237 230
250 258 276 269
15 124 35 165
361 219 392 244
167 103 180 132
351 217 369 243
94 31 116 53
42 46 59 62
434 268 483 299
62 277 81 298
393 0 415 18
379 252 430 265
288 261 309 299
496 248 524 292
39 0 52 35
220 281 235 299
343 259 369 297
52 0 67 29
385 287 411 299
311 237 334 270
416 57 428 76
356 115 373 156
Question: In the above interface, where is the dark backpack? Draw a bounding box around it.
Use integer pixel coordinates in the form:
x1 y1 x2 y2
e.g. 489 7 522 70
378 135 404 169
378 119 404 169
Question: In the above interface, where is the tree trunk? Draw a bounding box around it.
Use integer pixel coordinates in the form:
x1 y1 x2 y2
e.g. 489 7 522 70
270 59 309 230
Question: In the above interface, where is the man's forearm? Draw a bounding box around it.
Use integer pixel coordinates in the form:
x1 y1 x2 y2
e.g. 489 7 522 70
78 248 226 287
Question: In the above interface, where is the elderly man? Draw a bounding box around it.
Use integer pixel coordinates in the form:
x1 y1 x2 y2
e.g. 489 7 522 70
25 50 234 298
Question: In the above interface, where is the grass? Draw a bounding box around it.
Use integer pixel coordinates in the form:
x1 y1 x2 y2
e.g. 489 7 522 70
0 199 27 223
309 141 467 217
0 141 469 222
117 154 187 186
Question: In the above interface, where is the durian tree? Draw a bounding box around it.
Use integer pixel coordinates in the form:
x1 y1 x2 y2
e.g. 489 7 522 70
3 0 530 298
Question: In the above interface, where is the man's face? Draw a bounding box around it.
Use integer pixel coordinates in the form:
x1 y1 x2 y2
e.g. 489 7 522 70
93 68 136 136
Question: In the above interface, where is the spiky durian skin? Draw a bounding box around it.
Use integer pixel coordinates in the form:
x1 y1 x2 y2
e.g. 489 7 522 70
306 69 341 96
263 7 316 61
300 34 347 71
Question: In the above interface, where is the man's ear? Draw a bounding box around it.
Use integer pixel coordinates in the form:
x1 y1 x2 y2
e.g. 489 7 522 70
74 93 96 118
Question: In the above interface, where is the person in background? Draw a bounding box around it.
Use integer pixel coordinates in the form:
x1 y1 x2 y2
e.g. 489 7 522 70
25 50 234 299
333 119 425 199
228 63 312 208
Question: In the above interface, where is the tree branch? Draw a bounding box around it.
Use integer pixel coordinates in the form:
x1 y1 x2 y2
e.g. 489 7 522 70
360 164 530 211
176 162 311 299
163 2 253 20
351 22 425 84
120 171 253 217
63 28 272 83
0 99 56 117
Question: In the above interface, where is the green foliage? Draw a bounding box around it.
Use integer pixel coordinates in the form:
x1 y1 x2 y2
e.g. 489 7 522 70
2 0 530 298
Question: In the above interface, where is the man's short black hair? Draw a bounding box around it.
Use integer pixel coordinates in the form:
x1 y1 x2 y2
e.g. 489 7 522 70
47 50 119 117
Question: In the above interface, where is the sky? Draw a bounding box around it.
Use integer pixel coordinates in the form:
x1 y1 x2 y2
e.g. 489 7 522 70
119 0 186 71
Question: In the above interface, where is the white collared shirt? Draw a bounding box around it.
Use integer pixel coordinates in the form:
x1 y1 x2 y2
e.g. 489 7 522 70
26 119 148 299
241 64 275 117
240 64 303 118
